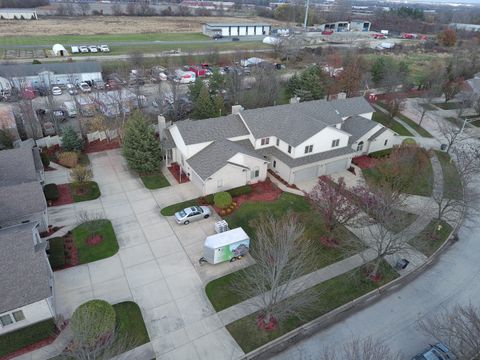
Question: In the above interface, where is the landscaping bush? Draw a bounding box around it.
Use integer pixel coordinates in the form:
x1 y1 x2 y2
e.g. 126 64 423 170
43 183 59 201
228 185 252 197
40 151 50 167
48 237 65 269
71 300 116 348
58 151 78 168
368 148 393 159
402 138 416 145
214 192 232 209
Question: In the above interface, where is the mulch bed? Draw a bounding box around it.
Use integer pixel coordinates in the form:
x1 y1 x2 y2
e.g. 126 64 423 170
49 184 74 207
86 235 103 246
351 155 378 169
40 226 64 238
320 236 340 248
267 169 299 189
0 334 59 360
84 139 121 154
168 163 190 183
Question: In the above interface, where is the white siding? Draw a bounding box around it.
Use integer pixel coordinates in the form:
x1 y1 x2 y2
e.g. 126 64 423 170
269 156 292 183
359 112 373 120
293 127 350 158
204 164 249 195
368 130 396 153
0 298 54 335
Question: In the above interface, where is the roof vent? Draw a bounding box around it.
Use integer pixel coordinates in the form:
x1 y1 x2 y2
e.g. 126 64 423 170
232 105 244 115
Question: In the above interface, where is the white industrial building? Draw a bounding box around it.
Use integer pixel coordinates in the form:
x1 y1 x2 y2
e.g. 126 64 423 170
0 62 103 89
0 8 38 20
318 20 371 32
52 44 68 57
203 23 272 37
449 23 480 32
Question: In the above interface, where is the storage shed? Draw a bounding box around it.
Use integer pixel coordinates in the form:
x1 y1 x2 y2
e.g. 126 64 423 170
52 44 67 57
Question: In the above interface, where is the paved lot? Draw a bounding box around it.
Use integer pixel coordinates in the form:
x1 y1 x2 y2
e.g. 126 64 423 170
48 149 244 360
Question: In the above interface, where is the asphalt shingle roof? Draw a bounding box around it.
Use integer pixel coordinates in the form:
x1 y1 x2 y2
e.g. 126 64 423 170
342 116 379 143
0 182 46 223
0 223 52 313
0 148 39 186
173 115 250 145
0 61 102 78
328 97 374 118
187 139 264 180
162 129 176 150
368 127 389 141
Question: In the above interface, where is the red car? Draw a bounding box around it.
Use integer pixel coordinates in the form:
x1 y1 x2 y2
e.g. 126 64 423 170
188 66 206 77
373 33 386 39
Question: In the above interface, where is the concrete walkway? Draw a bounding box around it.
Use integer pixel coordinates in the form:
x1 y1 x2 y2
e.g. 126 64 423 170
14 326 73 360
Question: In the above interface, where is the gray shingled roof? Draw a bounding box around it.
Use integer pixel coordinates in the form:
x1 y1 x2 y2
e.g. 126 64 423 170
236 139 355 168
0 61 102 78
240 100 343 147
0 148 39 186
0 182 46 223
328 97 374 118
368 127 389 141
342 116 379 144
187 139 264 180
162 129 176 150
173 115 249 145
0 223 52 313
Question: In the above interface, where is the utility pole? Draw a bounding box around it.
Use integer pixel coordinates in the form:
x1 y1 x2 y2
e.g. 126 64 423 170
303 0 310 30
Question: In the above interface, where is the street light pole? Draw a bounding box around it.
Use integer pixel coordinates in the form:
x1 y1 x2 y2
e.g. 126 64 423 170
303 0 310 30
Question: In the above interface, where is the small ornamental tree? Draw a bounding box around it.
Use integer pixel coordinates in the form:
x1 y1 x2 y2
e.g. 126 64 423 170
62 126 84 152
70 165 93 194
122 111 162 174
214 191 232 209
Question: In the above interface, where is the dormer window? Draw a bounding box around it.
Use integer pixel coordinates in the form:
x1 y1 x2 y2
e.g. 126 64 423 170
331 139 340 148
261 138 270 146
288 145 292 154
304 145 313 154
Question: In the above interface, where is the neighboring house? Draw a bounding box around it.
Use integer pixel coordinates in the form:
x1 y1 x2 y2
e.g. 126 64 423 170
0 222 55 335
163 97 396 194
0 147 48 232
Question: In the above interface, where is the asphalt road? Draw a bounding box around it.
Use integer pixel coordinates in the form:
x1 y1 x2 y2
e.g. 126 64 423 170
272 155 480 358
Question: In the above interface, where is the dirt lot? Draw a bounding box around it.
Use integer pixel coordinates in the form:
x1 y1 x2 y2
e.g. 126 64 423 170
0 16 282 37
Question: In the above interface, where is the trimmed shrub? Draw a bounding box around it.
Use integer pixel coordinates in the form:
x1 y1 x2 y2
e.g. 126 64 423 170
402 138 417 145
369 148 393 159
43 183 59 201
40 151 50 167
214 192 232 209
204 194 215 205
58 151 78 168
228 185 252 197
71 300 116 348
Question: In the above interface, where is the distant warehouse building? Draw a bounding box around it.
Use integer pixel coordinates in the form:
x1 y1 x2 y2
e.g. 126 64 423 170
449 23 480 32
318 20 371 32
203 23 272 37
0 8 38 20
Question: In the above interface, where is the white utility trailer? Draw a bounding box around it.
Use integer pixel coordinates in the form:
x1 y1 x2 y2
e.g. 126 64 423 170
199 228 250 265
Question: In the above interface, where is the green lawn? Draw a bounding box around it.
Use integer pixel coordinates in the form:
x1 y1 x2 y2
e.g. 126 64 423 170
409 220 453 256
435 151 462 200
434 102 461 110
48 237 65 270
161 199 199 216
0 32 209 47
206 193 363 311
73 220 119 264
140 172 170 190
396 113 433 138
113 302 150 351
70 181 101 202
372 111 413 136
226 261 398 353
0 319 57 357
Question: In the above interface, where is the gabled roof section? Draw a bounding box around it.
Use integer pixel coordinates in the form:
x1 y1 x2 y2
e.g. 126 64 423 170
368 127 389 141
0 148 39 186
173 114 250 145
0 182 47 223
342 116 380 143
0 223 52 313
328 97 374 117
187 139 264 180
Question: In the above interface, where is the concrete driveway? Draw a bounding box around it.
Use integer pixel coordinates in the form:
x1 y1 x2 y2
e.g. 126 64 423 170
50 149 243 360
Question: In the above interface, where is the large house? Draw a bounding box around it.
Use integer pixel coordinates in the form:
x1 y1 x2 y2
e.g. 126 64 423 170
0 147 48 232
0 222 55 335
163 97 396 195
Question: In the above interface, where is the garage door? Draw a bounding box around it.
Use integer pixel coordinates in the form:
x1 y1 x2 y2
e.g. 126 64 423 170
293 165 318 183
325 159 349 174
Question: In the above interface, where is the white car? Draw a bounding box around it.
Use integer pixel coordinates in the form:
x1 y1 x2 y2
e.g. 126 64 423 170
79 46 89 53
98 45 110 52
175 206 211 225
71 46 79 54
88 45 98 53
51 86 62 96
79 82 91 93
66 83 77 95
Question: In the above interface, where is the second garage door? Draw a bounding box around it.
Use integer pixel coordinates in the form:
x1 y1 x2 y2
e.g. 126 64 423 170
292 165 318 183
325 158 349 174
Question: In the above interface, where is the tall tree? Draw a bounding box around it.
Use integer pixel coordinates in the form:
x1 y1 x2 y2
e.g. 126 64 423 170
320 337 402 360
122 111 162 174
338 53 364 97
371 57 386 87
286 65 328 101
207 69 225 95
188 77 204 102
192 85 217 119
61 126 83 152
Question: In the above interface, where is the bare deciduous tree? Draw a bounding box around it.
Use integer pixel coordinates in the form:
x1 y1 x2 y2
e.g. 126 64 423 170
418 303 480 359
232 214 316 329
437 119 467 154
320 337 402 360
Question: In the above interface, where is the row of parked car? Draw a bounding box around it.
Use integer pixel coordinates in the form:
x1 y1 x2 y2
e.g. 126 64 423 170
71 45 110 54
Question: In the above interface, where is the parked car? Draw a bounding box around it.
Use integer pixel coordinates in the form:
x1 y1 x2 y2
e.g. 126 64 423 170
175 206 211 225
232 37 240 41
42 121 56 136
79 46 89 53
88 45 98 53
79 82 91 93
213 34 223 40
51 86 62 96
98 44 110 52
71 46 79 54
93 80 105 90
412 343 454 360
66 83 77 95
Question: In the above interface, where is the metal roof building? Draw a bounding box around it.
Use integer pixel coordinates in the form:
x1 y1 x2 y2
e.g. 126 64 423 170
202 23 272 37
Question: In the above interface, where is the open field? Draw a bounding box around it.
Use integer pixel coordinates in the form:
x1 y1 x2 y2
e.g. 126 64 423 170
0 16 280 44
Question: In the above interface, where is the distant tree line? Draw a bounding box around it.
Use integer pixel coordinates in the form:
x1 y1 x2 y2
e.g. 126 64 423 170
0 0 48 8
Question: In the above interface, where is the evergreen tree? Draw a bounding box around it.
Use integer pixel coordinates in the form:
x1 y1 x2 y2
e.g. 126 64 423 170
122 111 162 174
371 58 386 86
61 126 83 151
193 85 217 119
208 69 225 95
188 77 204 102
285 66 327 101
213 94 225 117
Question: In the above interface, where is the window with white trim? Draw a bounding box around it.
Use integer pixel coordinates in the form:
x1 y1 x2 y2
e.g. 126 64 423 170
260 138 270 146
251 167 260 179
331 139 340 148
304 145 313 154
0 310 25 327
357 141 364 151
